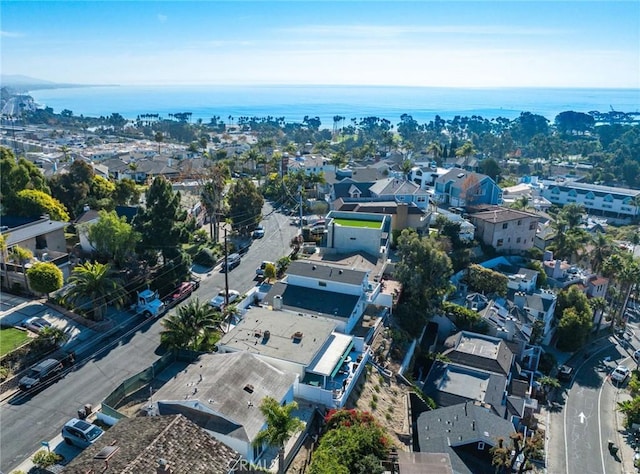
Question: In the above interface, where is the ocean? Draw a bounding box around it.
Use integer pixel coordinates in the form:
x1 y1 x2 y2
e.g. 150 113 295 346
29 85 640 128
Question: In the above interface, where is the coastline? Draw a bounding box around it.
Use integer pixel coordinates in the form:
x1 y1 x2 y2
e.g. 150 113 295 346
25 84 640 125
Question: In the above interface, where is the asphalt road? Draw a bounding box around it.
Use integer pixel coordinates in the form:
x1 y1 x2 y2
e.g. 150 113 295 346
550 338 634 474
0 204 298 473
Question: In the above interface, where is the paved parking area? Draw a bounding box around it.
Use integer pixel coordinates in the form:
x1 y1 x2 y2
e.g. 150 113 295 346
0 300 96 349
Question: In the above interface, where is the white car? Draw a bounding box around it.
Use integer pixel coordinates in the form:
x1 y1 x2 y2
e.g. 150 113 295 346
209 289 240 309
611 365 631 383
22 316 52 333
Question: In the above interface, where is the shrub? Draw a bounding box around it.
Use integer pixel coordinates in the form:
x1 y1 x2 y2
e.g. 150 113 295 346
32 450 63 468
193 248 216 267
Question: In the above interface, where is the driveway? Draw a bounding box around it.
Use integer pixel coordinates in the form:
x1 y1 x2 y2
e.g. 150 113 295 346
0 302 94 348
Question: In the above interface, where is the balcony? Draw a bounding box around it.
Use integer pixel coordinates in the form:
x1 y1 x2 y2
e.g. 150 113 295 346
297 346 370 408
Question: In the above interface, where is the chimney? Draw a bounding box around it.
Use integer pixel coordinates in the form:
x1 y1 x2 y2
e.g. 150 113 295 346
156 459 172 474
273 295 283 311
514 292 526 309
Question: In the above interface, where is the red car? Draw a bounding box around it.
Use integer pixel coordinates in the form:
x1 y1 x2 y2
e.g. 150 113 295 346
164 281 198 307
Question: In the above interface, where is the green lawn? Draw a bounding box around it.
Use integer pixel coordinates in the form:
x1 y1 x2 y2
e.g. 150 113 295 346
333 218 381 229
0 327 30 357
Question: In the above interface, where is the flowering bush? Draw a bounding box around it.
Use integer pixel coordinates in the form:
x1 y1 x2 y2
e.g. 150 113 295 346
310 409 393 474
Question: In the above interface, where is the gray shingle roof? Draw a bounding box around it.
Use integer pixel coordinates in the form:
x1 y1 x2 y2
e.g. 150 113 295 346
422 361 507 417
332 178 373 199
62 415 240 474
443 332 514 376
416 402 516 474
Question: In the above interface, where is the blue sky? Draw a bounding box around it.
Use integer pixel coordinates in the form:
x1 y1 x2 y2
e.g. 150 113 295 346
1 1 639 88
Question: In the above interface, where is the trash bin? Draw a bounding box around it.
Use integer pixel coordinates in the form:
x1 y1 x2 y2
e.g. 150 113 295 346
84 404 93 415
77 408 86 420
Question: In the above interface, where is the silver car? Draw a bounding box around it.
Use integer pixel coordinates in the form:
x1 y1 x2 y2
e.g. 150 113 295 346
62 418 104 448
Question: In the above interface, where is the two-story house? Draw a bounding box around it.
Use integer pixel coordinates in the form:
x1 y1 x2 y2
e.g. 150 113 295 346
468 206 539 253
323 211 392 257
263 260 372 334
434 169 502 207
1 216 71 289
217 308 370 409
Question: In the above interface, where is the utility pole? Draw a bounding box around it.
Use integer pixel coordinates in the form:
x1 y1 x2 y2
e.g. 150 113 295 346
298 186 304 234
224 227 229 307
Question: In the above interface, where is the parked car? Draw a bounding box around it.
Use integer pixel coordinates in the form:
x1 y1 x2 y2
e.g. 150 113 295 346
557 365 574 382
252 225 265 239
18 358 64 391
221 253 241 272
164 280 199 307
611 365 631 383
634 349 640 363
61 418 104 448
209 289 240 309
22 316 52 333
256 261 275 277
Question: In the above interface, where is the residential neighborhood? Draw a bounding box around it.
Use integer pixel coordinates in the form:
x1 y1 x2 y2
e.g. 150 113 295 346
2 95 640 474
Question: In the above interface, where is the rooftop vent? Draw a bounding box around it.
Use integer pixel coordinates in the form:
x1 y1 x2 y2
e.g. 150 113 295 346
244 384 254 394
263 330 271 341
312 265 317 270
292 331 304 342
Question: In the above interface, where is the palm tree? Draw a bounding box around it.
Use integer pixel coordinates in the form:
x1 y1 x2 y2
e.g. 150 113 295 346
154 132 164 154
253 396 305 474
63 262 126 321
0 234 8 289
10 246 33 292
455 141 476 168
427 141 443 165
590 232 613 273
510 195 530 211
160 298 221 351
37 326 68 349
591 296 608 333
330 149 347 171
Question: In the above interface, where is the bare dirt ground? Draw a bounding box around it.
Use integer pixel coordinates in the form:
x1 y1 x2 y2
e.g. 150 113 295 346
288 325 413 473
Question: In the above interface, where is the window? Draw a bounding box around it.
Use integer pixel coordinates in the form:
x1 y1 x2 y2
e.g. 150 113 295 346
517 220 522 226
502 223 508 229
318 281 327 287
517 237 521 243
478 442 485 450
497 239 504 247
529 222 536 230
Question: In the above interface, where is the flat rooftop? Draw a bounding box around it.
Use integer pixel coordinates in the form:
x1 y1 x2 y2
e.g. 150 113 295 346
332 217 382 229
152 351 296 442
437 365 490 401
218 307 336 366
456 333 500 359
264 282 360 319
306 251 386 281
286 260 367 286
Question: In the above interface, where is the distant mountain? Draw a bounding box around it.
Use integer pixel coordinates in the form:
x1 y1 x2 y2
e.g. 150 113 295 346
0 74 57 86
